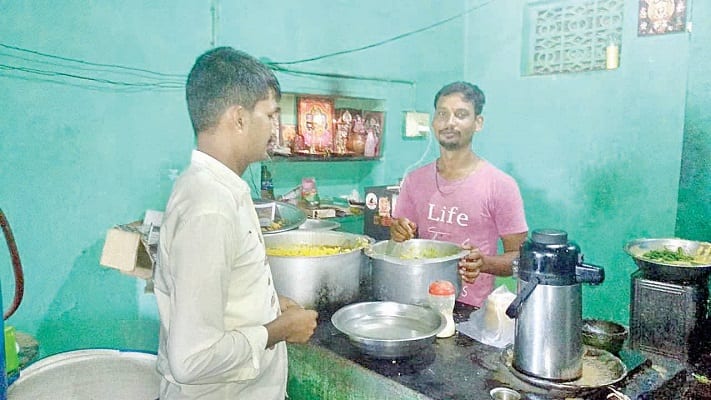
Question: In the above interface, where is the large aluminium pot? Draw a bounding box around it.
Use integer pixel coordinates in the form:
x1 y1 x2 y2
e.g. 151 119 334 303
264 230 372 310
365 239 469 306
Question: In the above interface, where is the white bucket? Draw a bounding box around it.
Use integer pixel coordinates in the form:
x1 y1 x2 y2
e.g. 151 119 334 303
8 349 159 399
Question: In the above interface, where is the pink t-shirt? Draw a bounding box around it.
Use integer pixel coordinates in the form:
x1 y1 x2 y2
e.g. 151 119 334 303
393 161 528 307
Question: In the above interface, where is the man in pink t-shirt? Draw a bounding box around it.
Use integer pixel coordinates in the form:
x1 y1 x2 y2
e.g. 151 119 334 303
391 82 528 307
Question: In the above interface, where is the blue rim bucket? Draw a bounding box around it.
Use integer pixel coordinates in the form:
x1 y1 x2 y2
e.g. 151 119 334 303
8 349 159 399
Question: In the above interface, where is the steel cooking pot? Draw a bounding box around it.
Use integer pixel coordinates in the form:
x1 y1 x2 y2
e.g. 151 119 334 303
365 239 469 306
264 230 372 310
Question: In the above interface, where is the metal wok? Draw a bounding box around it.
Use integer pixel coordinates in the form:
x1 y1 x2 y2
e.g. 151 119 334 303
624 238 711 281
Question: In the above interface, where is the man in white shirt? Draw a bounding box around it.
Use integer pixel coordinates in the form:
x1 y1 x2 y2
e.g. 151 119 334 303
154 47 318 399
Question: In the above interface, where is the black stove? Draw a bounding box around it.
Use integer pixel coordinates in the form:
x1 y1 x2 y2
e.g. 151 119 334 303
630 268 711 364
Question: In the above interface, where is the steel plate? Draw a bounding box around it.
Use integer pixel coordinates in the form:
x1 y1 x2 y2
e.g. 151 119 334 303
501 345 627 396
299 218 341 231
331 301 445 359
254 199 307 234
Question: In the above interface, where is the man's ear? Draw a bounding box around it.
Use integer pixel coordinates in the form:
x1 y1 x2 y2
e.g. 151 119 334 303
474 114 484 132
228 105 247 134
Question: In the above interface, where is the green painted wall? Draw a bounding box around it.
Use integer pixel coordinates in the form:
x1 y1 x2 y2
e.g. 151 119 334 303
456 0 707 323
0 0 708 366
0 1 464 358
678 0 711 242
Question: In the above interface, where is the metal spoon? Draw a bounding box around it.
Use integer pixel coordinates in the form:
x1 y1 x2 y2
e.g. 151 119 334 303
385 239 404 258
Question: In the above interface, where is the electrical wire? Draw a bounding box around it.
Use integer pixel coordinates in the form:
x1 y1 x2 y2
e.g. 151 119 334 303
401 121 437 180
0 50 184 82
269 64 415 85
0 42 186 92
268 0 493 66
0 64 183 88
0 0 493 92
0 43 184 78
0 71 176 93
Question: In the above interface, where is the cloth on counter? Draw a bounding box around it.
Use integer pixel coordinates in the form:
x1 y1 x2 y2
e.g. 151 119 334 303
457 285 516 348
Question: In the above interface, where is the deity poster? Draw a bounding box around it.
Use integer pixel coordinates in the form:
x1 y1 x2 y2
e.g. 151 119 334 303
296 97 334 154
638 0 687 36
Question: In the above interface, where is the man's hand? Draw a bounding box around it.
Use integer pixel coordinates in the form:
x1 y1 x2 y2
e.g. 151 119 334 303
458 244 483 284
278 295 302 313
279 307 318 344
390 217 417 242
265 299 318 348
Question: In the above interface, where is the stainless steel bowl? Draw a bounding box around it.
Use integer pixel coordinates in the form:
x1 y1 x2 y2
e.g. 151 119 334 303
582 319 629 355
331 301 446 359
489 387 521 400
366 239 469 306
624 238 711 281
299 218 341 231
254 199 307 234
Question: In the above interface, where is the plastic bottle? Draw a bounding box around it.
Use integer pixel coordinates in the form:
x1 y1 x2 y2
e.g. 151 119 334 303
428 280 456 338
260 165 274 200
364 128 377 157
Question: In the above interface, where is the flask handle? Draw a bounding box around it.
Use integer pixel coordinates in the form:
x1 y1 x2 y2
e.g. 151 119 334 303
505 277 539 319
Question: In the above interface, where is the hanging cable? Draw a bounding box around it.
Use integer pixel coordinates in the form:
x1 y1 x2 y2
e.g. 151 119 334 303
269 64 414 86
0 0 493 92
0 50 185 82
0 208 25 321
269 0 493 66
0 43 184 78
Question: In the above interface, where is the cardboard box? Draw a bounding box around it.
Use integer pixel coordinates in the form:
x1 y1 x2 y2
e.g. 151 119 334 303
307 208 337 219
99 221 155 280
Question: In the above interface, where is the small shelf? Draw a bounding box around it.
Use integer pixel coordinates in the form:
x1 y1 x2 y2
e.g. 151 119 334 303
270 154 380 162
273 93 385 161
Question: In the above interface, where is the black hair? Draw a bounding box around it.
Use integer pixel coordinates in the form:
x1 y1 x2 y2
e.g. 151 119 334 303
433 81 485 115
186 46 281 134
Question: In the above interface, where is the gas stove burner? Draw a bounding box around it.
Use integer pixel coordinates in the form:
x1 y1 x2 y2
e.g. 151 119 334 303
500 345 627 396
630 270 710 363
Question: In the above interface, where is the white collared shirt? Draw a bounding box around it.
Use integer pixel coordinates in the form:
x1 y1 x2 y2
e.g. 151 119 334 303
155 150 286 399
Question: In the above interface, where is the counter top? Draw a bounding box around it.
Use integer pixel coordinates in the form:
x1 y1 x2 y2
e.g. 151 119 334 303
287 303 693 400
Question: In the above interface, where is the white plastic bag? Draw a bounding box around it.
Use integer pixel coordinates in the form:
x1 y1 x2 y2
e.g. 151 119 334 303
457 285 516 348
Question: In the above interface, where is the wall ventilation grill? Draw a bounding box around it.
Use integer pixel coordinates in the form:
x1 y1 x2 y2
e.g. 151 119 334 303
522 0 624 76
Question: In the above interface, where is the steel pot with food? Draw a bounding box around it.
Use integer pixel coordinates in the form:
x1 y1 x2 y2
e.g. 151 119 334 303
365 239 469 306
264 230 372 310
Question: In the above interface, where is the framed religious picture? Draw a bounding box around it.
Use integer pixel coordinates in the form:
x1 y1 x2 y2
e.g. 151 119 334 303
638 0 687 36
297 97 334 155
362 111 384 158
333 108 360 156
279 124 296 151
